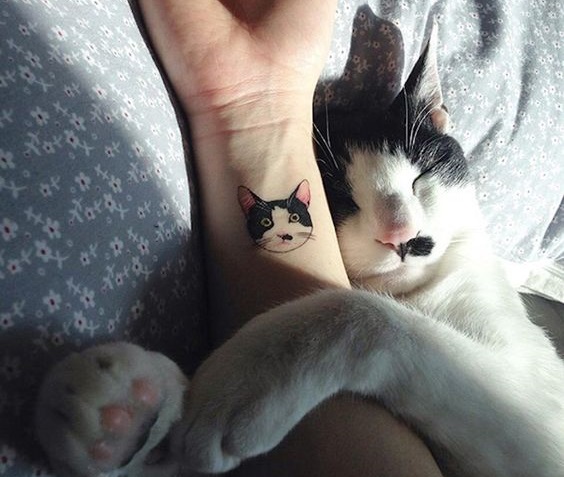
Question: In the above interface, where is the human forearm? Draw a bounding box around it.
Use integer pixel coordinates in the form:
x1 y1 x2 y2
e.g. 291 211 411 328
190 99 350 340
138 0 349 342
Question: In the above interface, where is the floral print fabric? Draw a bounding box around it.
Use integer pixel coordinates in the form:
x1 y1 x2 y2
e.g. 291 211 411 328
0 1 208 473
0 0 562 474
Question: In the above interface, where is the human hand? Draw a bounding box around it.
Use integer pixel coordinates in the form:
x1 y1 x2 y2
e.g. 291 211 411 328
139 0 337 127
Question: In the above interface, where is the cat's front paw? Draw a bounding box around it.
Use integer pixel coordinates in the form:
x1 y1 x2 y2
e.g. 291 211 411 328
170 333 316 474
35 342 188 477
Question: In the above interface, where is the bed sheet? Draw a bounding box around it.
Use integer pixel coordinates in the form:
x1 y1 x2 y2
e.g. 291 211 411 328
0 0 562 475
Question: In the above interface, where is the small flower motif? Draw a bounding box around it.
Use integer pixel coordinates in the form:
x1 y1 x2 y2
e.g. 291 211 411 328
103 193 117 212
93 84 107 99
19 23 31 35
73 311 87 333
131 256 142 276
100 26 113 38
82 49 96 66
1 218 18 241
35 240 52 262
42 141 55 154
160 200 170 216
0 444 16 472
43 218 61 239
25 51 41 68
51 332 64 346
65 130 80 149
6 259 22 275
80 251 90 266
109 237 124 256
80 287 95 309
69 112 86 131
0 313 14 330
18 65 36 84
0 149 15 169
43 290 62 313
130 300 144 320
75 172 91 191
0 356 21 381
109 176 122 193
137 237 149 255
52 25 68 40
132 142 144 158
84 207 96 221
39 183 52 197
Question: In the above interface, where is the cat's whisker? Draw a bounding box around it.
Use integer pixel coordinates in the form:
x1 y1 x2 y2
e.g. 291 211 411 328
313 121 340 172
409 101 435 152
403 90 410 153
325 100 332 149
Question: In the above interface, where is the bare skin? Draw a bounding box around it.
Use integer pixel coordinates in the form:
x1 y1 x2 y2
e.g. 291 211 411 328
138 1 444 475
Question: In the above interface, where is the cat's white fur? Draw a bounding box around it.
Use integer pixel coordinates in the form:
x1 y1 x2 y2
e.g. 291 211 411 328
172 28 564 476
36 28 564 477
168 148 563 477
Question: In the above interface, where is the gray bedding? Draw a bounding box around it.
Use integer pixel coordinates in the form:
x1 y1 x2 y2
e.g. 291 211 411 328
0 0 562 474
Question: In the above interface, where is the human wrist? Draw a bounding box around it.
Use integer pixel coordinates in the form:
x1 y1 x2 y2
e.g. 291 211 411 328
186 90 317 177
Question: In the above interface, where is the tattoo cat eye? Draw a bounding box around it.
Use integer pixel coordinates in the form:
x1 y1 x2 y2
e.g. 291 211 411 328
260 217 272 227
289 213 300 223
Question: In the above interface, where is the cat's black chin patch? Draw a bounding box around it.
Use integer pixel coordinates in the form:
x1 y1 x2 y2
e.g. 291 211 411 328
398 236 435 261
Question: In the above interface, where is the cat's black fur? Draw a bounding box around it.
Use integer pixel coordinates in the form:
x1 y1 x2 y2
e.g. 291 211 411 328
242 187 312 243
314 41 470 229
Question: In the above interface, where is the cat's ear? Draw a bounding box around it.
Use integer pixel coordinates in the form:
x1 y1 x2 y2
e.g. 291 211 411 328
238 186 260 217
289 180 311 208
397 24 450 133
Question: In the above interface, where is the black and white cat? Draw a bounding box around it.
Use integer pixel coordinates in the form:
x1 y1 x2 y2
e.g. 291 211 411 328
238 180 313 253
35 31 564 477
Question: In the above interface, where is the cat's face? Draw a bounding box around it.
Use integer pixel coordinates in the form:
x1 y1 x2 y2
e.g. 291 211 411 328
316 31 476 293
238 180 313 253
326 141 475 293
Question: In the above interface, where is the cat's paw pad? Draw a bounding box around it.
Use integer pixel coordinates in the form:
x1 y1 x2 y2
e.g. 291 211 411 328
35 342 187 477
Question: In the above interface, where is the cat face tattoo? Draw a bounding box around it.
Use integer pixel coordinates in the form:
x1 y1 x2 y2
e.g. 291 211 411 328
238 180 314 253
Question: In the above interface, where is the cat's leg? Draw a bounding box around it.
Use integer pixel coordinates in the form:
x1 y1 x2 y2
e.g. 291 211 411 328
170 288 396 473
172 289 564 476
35 342 189 477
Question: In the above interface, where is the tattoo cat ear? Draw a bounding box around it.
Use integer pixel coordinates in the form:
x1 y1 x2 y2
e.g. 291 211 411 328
238 186 258 217
290 180 311 208
399 23 450 133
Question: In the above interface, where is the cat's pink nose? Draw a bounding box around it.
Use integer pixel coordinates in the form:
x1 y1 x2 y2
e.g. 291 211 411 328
376 225 418 248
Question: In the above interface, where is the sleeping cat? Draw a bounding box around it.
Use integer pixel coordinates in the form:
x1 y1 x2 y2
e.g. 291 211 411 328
35 31 564 477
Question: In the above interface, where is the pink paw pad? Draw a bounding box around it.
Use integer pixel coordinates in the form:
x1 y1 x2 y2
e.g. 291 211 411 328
132 378 160 408
89 439 113 461
100 405 133 434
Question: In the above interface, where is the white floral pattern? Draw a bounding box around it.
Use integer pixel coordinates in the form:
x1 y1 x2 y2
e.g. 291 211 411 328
0 0 562 474
0 0 207 473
